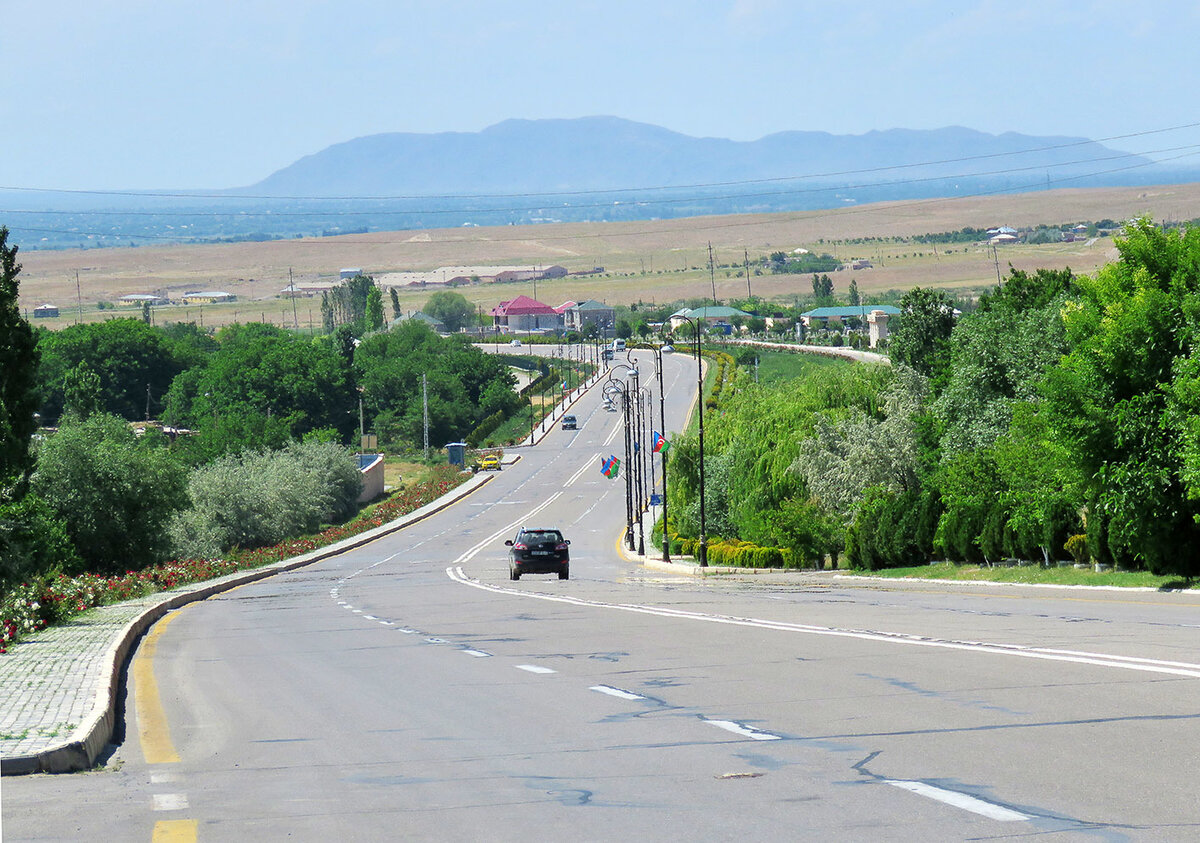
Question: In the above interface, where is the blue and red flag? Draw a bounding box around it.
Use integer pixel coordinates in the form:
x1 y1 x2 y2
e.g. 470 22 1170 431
600 455 621 478
652 431 669 453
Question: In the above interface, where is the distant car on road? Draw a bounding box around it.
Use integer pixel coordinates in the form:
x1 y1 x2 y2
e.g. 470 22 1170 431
506 528 570 580
602 348 614 360
480 454 502 471
561 414 577 430
509 339 522 347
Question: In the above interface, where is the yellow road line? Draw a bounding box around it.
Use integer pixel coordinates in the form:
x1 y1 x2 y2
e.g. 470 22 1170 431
133 612 182 764
152 819 198 842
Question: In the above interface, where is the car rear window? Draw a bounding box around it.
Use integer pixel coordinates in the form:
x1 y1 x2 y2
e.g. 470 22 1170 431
523 531 563 543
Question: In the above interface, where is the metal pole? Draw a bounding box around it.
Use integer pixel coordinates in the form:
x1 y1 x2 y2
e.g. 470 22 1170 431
631 369 645 556
628 389 638 552
695 320 707 566
656 344 670 563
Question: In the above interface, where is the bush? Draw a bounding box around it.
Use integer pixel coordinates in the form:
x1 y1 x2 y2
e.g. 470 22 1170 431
31 413 189 573
169 440 361 557
0 493 82 589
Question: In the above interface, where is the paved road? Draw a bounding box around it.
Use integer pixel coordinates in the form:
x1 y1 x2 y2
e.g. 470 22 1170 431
5 350 1200 841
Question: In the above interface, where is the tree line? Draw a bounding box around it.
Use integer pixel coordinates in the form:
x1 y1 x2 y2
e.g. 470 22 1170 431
0 242 520 590
667 219 1200 579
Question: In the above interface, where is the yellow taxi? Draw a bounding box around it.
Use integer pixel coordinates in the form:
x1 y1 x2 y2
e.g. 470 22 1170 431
480 454 502 471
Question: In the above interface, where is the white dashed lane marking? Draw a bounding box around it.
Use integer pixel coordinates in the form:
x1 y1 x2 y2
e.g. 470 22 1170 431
590 685 645 701
152 793 189 811
704 719 782 741
516 665 557 674
885 780 1031 822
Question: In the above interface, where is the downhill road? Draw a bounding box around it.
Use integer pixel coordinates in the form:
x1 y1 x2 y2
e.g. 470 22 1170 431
4 349 1200 841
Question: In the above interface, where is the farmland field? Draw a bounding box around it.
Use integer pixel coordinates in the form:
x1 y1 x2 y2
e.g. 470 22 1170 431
12 181 1200 330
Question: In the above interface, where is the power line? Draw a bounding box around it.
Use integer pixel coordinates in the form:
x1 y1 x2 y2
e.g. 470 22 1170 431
7 147 1200 246
3 121 1199 202
6 142 1199 226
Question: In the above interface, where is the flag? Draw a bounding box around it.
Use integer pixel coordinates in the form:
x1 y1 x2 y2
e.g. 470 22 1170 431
600 455 621 478
652 431 669 453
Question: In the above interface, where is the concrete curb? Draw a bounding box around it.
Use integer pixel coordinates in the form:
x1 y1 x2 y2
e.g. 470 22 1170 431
1 472 493 776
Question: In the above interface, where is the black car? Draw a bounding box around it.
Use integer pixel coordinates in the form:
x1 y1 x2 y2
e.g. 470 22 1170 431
506 528 570 580
561 414 577 430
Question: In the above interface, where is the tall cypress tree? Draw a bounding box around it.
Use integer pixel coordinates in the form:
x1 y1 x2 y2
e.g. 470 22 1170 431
0 227 41 487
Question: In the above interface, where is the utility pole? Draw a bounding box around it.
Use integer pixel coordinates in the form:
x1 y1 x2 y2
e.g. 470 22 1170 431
707 242 717 305
290 267 299 328
744 249 751 298
75 270 82 324
422 373 430 461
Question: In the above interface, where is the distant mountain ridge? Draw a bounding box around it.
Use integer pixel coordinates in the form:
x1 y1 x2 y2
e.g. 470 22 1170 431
246 116 1157 198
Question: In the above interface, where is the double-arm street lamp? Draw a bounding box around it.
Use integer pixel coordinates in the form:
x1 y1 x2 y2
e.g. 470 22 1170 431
671 315 707 567
648 341 672 564
606 363 638 551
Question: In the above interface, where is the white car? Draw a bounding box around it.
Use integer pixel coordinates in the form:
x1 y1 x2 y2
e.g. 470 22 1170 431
509 339 522 347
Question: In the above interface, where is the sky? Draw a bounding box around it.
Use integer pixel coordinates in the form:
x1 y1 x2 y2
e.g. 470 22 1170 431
4 0 1200 191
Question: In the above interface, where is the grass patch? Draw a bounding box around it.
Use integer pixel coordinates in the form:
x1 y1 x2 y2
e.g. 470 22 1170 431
854 562 1196 589
750 349 851 384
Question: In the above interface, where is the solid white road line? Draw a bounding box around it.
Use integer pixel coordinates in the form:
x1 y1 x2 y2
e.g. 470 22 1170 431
884 780 1030 822
565 456 599 487
445 568 1200 680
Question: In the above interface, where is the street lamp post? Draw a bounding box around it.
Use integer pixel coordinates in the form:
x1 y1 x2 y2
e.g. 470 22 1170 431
674 315 707 567
653 341 671 564
629 367 645 556
606 365 638 551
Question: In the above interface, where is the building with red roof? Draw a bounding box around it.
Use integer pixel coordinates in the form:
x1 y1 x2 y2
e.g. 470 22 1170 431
490 295 562 333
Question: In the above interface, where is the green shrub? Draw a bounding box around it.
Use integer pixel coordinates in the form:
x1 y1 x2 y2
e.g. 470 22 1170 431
169 440 360 557
31 413 188 573
0 493 82 590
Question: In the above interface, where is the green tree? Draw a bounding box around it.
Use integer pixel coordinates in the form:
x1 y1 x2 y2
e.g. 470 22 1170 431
365 287 384 332
934 268 1073 455
0 492 81 587
389 287 402 320
0 227 40 486
811 273 835 304
31 413 188 572
163 323 355 456
1043 219 1200 575
354 321 515 447
62 363 102 419
422 290 475 332
890 287 957 388
37 318 188 424
848 278 860 307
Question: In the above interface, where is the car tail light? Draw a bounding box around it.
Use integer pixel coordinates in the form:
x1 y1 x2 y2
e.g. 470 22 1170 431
555 543 568 550
513 543 527 551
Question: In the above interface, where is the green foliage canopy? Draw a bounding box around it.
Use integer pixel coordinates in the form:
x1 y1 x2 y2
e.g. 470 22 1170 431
31 413 188 573
0 227 39 485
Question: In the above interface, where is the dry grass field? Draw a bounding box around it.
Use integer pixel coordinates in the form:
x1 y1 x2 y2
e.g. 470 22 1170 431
13 182 1200 329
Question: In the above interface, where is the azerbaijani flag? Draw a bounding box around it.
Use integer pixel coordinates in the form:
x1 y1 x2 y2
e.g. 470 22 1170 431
601 455 621 478
652 431 669 453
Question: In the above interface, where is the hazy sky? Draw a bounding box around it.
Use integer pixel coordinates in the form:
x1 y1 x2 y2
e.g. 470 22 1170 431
5 0 1200 191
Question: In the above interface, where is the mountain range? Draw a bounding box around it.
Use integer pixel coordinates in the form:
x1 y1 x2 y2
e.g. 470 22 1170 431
246 116 1167 199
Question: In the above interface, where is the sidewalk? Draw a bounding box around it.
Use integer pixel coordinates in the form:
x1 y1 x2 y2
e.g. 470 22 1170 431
0 473 494 776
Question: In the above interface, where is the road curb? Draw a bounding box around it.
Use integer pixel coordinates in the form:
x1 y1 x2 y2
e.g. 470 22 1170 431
1 472 493 776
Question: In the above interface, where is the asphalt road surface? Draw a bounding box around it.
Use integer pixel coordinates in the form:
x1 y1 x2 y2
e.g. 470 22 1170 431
5 349 1200 841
